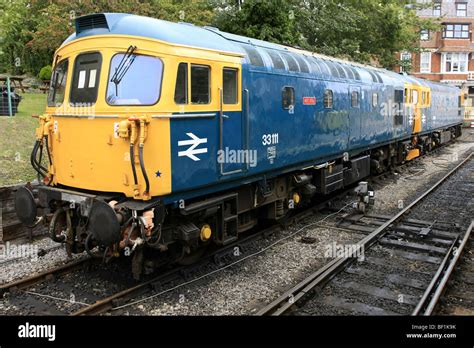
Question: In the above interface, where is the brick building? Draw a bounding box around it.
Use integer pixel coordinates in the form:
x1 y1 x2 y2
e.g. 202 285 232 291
398 0 474 122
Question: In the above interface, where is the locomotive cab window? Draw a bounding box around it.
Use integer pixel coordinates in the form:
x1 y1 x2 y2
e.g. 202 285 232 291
351 90 359 108
282 86 295 109
324 89 333 109
411 90 418 105
107 53 163 106
174 63 188 104
223 68 238 104
48 59 69 107
191 64 210 104
70 52 102 106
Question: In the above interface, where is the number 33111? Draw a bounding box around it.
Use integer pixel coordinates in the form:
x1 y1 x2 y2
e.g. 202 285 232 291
262 133 279 146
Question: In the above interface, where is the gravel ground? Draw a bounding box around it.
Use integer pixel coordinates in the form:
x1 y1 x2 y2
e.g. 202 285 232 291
370 132 474 216
0 237 85 285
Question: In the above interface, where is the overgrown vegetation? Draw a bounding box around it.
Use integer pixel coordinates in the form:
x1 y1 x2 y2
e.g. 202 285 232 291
0 0 437 75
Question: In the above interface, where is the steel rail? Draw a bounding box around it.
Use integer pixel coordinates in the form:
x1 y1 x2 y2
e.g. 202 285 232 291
413 220 473 316
0 257 94 297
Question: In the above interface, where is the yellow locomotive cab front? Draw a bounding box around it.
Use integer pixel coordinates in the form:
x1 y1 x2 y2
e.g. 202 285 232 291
38 36 176 200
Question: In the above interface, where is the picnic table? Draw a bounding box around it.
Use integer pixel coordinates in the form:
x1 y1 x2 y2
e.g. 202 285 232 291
39 80 50 94
0 75 28 93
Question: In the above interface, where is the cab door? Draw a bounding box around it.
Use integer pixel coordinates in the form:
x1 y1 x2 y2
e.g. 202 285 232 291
219 67 245 175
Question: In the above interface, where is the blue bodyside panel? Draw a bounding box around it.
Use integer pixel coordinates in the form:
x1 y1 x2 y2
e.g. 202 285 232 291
67 13 463 204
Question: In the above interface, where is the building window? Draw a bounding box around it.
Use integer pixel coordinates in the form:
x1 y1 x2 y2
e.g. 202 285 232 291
456 3 467 17
433 3 441 16
282 86 295 110
442 52 468 73
400 51 412 73
443 24 469 39
420 52 431 73
324 89 333 109
420 29 429 41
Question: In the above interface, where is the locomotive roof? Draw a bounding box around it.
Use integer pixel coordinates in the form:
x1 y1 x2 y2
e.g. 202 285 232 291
64 13 459 92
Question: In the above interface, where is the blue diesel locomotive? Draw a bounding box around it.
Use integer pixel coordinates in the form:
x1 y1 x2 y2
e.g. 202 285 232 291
15 13 463 277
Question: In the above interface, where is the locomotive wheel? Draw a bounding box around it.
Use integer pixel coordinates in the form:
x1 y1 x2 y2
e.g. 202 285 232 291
49 208 67 243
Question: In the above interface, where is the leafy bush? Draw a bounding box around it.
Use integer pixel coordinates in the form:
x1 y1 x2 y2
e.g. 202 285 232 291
38 65 52 81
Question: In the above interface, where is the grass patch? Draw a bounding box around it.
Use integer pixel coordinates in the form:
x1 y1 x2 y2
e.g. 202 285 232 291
0 93 47 186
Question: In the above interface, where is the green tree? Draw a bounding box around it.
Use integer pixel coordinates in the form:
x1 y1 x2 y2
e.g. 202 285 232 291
0 0 215 75
213 0 303 46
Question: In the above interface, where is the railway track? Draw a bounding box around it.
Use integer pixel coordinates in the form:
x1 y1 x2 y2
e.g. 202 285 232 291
1 186 354 316
256 152 473 316
1 143 471 316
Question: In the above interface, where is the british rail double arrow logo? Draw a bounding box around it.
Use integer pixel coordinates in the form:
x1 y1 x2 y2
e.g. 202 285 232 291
178 133 208 161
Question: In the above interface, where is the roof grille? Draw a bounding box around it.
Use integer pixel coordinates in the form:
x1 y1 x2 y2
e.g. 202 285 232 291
76 14 109 34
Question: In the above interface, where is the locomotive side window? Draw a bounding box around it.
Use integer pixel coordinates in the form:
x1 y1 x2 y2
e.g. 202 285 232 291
394 89 404 125
372 93 378 108
191 64 210 104
47 59 69 107
351 90 359 108
282 86 295 110
70 52 102 105
324 89 333 109
106 54 163 106
174 63 188 104
223 68 238 104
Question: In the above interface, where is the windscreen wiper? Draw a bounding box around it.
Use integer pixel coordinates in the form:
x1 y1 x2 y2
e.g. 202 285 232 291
110 45 137 96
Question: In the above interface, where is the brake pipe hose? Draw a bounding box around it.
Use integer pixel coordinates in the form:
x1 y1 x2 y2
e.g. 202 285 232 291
138 117 150 197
